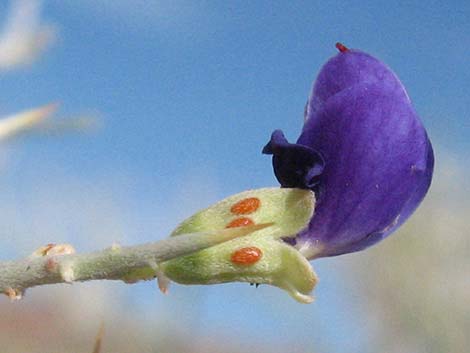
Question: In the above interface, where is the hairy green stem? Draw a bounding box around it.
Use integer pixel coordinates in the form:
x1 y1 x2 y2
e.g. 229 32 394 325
0 224 270 299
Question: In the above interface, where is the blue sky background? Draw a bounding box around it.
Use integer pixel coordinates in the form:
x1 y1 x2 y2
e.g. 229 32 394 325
0 1 468 352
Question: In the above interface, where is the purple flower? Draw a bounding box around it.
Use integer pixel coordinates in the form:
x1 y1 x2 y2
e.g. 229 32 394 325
263 43 434 258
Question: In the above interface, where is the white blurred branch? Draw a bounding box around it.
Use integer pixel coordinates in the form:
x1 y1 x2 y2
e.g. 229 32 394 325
0 103 56 140
0 0 56 70
0 223 271 300
0 103 99 141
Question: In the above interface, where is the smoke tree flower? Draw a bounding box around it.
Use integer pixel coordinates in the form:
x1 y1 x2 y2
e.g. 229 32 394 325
159 43 434 303
1 43 433 304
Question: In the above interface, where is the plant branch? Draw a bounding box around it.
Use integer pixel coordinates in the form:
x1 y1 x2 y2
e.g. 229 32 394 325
0 223 272 300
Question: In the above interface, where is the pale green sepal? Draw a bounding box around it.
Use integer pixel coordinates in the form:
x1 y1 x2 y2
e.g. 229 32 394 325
171 187 315 239
160 188 318 303
119 223 274 284
161 236 317 303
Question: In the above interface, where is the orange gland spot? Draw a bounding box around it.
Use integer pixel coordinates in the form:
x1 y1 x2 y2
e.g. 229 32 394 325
41 243 56 256
335 42 349 53
231 247 263 265
230 197 261 215
225 217 254 228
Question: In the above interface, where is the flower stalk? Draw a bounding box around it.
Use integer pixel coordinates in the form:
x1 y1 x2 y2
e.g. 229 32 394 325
0 223 271 300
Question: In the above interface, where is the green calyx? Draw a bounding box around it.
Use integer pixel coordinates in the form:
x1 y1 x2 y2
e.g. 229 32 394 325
159 188 318 303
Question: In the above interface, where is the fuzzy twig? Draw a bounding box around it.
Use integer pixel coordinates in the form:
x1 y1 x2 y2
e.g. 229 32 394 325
0 223 272 300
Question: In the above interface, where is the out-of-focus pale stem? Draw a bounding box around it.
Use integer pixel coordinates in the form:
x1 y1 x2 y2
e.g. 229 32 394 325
92 322 105 353
0 0 57 70
0 103 57 140
0 223 272 300
0 103 100 141
36 115 101 135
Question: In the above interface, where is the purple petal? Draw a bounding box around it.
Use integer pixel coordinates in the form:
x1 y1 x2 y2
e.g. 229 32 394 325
306 49 411 119
264 47 434 258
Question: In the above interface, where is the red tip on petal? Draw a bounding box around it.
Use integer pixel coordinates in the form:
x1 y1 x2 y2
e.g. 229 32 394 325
335 42 349 53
